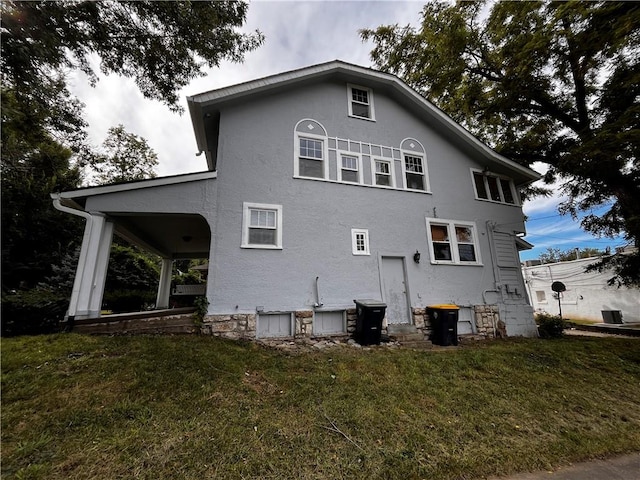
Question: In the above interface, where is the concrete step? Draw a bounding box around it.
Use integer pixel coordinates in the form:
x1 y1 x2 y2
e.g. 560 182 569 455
400 340 434 349
391 332 425 343
387 323 419 335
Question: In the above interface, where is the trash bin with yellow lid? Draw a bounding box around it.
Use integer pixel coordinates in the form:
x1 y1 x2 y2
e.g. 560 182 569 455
427 304 459 346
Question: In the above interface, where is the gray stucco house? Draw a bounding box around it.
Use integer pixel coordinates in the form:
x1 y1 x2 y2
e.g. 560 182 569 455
52 60 540 339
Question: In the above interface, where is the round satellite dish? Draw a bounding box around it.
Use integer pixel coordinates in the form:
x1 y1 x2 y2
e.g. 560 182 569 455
551 281 566 293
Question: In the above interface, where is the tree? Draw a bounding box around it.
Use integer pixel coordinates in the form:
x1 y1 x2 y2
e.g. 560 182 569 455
361 1 640 285
88 125 159 185
538 247 603 264
0 131 83 290
1 0 262 291
1 1 263 115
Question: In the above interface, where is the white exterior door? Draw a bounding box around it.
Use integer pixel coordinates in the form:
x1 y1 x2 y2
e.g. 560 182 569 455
381 257 410 324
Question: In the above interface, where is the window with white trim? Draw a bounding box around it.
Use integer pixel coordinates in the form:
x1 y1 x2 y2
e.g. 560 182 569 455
298 137 325 179
472 170 517 204
242 202 283 249
374 159 393 187
347 84 375 120
351 228 370 255
426 219 481 265
404 154 426 191
340 154 360 183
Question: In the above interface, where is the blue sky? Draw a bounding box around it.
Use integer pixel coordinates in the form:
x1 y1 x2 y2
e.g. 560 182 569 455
68 0 628 261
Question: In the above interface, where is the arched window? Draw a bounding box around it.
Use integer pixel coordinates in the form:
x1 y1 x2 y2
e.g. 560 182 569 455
400 138 429 192
294 119 328 180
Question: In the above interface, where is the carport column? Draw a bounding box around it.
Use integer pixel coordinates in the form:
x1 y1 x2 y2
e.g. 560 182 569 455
156 258 173 309
68 213 113 319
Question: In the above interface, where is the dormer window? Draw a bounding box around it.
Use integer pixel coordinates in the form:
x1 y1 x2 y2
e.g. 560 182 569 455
347 84 375 121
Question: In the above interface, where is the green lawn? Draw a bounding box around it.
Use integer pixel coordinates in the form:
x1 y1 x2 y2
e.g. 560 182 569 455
2 334 640 479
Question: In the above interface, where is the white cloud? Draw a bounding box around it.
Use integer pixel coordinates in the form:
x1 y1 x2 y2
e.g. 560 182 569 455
68 1 423 177
65 1 622 260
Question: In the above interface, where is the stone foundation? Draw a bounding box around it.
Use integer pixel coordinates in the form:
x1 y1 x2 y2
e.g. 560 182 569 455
295 310 313 337
346 308 357 334
474 304 500 337
412 307 433 338
202 304 503 341
201 313 256 339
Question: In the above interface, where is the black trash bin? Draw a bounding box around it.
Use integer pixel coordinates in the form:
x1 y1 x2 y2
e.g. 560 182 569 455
353 299 386 345
427 304 459 346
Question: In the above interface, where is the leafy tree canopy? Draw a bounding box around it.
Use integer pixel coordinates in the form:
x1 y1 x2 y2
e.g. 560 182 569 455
1 1 262 292
538 247 604 264
88 125 159 185
1 0 263 114
362 1 640 285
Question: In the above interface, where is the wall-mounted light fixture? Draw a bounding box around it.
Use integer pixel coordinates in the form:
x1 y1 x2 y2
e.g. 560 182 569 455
413 250 421 264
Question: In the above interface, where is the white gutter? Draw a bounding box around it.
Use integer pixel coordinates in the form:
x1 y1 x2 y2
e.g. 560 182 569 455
52 195 93 320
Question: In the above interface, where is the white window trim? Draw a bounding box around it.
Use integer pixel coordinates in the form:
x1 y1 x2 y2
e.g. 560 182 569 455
241 202 283 249
371 158 395 188
351 228 370 255
401 150 431 192
337 151 363 184
470 169 519 205
347 83 376 121
425 218 482 265
294 131 329 180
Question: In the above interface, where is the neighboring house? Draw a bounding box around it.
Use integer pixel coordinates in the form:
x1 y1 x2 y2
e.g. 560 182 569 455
51 60 541 340
523 253 640 323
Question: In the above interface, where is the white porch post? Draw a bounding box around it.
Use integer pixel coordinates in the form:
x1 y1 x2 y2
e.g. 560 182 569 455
86 219 114 317
68 213 113 319
156 258 173 309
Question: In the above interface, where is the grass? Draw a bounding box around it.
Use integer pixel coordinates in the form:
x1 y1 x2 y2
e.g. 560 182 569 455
2 334 640 479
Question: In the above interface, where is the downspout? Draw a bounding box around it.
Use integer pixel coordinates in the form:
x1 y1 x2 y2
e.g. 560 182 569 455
484 221 501 337
314 276 324 308
52 195 93 328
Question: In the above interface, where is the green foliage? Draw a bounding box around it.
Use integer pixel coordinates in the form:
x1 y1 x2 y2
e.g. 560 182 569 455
0 128 83 289
2 335 640 478
535 313 567 339
362 1 640 285
87 124 159 185
193 296 210 327
102 290 156 314
1 0 263 113
0 290 67 337
1 0 262 294
106 243 159 292
539 247 604 264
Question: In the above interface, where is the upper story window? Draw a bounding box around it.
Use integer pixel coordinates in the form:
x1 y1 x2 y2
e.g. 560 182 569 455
426 218 482 265
401 138 429 192
340 153 360 183
242 202 283 249
299 137 324 178
294 119 328 180
374 159 393 187
472 169 517 205
404 155 426 190
347 84 375 121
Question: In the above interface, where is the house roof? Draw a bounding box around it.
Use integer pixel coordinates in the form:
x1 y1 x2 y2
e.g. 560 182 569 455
187 60 541 185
